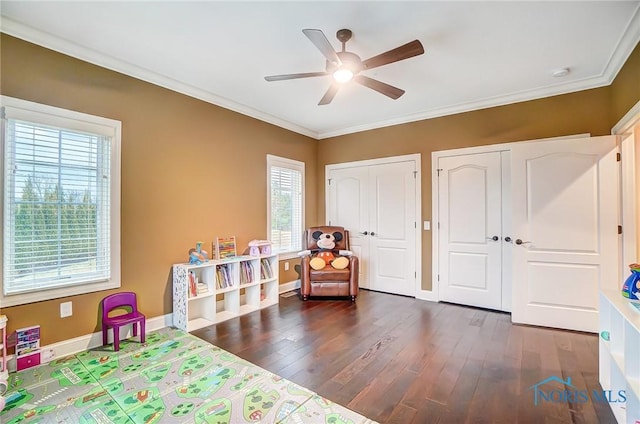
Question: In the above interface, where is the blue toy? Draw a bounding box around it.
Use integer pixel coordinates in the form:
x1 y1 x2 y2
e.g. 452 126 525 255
188 241 209 265
622 264 640 301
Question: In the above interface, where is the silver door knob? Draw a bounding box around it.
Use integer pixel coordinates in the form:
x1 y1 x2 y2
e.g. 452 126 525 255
515 239 531 245
504 236 512 243
486 236 499 241
370 232 376 236
359 231 368 235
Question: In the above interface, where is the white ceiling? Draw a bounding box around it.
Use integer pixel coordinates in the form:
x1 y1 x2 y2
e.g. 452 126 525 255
1 1 639 139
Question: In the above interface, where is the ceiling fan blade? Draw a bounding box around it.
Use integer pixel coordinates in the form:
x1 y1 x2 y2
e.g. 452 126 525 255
318 83 340 105
303 29 342 67
353 75 405 100
265 72 328 82
362 40 424 70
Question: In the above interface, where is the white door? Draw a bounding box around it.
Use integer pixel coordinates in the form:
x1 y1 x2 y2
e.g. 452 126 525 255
327 166 370 288
368 162 417 296
438 152 504 310
511 135 618 333
327 159 418 296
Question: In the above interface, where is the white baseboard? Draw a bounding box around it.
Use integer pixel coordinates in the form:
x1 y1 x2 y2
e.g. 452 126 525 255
6 314 172 372
279 279 300 293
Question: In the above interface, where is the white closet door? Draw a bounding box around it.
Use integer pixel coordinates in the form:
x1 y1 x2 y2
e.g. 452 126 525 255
368 161 417 297
511 135 618 333
438 152 503 310
327 158 418 296
327 166 370 288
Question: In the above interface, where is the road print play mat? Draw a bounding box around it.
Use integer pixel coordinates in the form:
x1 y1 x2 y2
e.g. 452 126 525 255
1 327 376 424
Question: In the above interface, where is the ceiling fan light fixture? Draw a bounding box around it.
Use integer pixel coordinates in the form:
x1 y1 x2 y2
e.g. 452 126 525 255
264 28 425 105
333 68 354 83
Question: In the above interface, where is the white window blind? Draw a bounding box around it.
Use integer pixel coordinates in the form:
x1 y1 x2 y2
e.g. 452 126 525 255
2 96 121 306
268 155 304 255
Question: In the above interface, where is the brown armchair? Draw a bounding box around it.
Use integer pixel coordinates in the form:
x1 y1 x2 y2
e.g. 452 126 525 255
299 225 359 301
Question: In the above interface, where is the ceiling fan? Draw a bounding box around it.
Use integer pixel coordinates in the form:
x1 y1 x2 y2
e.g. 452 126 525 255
264 28 424 105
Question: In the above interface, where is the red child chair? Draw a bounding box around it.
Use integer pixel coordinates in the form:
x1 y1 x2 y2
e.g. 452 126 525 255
101 292 146 352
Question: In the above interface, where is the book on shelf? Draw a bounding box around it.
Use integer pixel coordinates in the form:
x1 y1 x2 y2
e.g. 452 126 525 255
240 261 255 285
188 271 198 297
216 264 233 289
197 282 209 294
260 258 273 279
215 236 237 259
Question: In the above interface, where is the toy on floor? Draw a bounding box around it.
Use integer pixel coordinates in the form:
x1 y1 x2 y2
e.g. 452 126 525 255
623 263 640 301
298 230 353 270
12 325 41 372
101 292 146 352
0 314 7 412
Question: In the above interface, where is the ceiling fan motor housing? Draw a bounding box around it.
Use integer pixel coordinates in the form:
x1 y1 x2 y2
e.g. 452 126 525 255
326 51 362 74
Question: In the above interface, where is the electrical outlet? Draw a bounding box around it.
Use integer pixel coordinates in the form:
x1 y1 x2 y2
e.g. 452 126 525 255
424 221 431 230
284 262 290 271
60 301 72 318
41 348 55 363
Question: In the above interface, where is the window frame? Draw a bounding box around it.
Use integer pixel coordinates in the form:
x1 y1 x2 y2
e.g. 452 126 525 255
267 154 305 260
1 96 121 307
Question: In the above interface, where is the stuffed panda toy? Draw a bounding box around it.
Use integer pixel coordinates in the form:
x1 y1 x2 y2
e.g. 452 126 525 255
298 230 353 271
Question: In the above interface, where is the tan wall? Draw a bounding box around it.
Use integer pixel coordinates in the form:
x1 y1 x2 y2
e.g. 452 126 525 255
611 42 640 124
0 35 318 344
318 43 639 292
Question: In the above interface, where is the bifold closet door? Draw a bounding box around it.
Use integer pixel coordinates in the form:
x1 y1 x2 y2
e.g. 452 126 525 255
327 166 370 288
438 152 504 310
367 162 417 297
327 160 417 296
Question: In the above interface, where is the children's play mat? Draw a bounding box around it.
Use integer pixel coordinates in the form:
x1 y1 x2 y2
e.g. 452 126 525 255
1 327 376 424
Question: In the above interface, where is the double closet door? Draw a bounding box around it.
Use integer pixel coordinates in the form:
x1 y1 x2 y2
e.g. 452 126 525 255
327 157 419 297
436 135 618 332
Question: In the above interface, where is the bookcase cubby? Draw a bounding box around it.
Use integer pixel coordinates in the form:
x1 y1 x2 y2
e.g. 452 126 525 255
599 290 640 423
173 254 279 332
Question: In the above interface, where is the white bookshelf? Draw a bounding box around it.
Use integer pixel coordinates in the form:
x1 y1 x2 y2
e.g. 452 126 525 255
173 254 279 332
599 290 640 423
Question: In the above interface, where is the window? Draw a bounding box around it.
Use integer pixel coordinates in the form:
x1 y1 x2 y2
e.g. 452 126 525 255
1 96 121 307
267 155 304 259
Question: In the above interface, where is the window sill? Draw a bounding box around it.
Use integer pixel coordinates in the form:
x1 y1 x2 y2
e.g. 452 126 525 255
0 279 121 307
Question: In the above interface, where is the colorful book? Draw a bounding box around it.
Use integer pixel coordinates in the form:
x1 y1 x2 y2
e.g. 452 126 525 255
188 271 198 297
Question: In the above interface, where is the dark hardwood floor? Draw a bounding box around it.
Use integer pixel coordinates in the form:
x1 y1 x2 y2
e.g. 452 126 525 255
191 289 616 423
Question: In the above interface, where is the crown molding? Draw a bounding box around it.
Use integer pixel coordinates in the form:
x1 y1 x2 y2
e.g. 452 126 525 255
0 17 319 139
317 75 613 139
317 5 640 139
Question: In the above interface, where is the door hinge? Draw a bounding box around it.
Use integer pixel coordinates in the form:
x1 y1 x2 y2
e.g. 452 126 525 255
437 274 440 281
328 178 332 185
618 225 623 235
328 220 332 225
414 221 417 228
415 271 417 278
436 168 443 177
413 171 417 179
617 152 621 162
437 222 440 230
